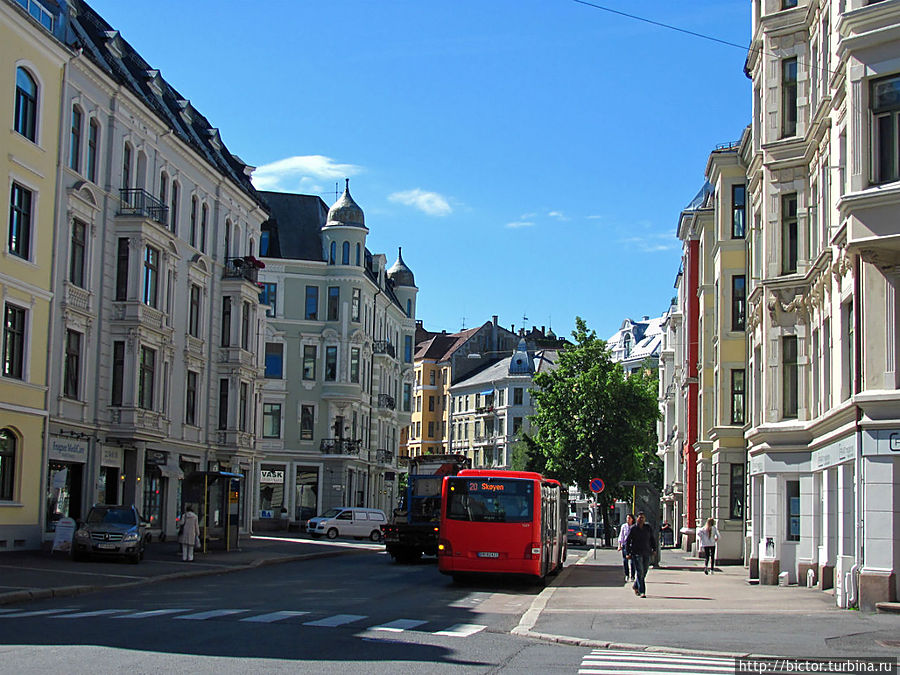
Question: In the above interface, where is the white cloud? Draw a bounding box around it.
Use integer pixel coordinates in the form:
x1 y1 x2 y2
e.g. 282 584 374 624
388 189 452 217
252 155 362 191
618 233 679 253
506 220 535 229
547 210 568 221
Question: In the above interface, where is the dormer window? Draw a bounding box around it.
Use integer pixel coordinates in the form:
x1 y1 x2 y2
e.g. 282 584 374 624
16 0 54 31
623 333 632 357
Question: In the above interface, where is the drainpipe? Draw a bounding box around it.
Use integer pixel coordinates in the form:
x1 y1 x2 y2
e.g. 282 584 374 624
368 285 381 508
850 253 864 607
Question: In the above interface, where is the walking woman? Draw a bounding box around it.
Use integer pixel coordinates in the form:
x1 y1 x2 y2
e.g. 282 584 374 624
617 513 635 582
697 517 719 574
178 505 200 562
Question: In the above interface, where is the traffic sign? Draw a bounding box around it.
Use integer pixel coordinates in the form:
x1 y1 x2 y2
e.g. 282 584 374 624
589 478 605 494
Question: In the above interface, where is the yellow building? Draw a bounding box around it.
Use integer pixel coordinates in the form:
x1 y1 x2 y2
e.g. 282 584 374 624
1 0 68 549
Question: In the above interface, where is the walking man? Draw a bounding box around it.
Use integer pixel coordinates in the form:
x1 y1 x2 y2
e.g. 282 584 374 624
625 512 657 598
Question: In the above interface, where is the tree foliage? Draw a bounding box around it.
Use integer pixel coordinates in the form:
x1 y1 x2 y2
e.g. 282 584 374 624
529 317 661 507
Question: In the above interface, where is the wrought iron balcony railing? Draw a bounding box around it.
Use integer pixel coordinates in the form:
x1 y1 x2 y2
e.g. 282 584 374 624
118 189 169 226
319 438 361 455
373 340 396 358
223 257 259 283
376 449 394 464
377 393 396 410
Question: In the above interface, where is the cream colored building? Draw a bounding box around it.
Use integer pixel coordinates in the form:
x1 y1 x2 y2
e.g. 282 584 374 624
0 0 68 550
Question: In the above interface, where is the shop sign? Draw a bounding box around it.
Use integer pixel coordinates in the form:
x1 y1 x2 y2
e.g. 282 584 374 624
145 449 167 465
51 467 69 489
812 435 854 469
260 469 284 484
102 447 123 466
259 510 274 519
51 517 76 553
49 437 88 463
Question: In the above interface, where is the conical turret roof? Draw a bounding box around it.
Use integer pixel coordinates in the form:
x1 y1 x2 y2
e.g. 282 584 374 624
387 247 415 287
325 179 366 229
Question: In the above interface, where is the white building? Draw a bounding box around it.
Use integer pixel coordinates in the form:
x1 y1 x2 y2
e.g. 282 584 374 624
606 315 665 374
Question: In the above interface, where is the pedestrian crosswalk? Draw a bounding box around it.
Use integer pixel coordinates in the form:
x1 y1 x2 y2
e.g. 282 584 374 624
578 649 735 675
0 605 487 638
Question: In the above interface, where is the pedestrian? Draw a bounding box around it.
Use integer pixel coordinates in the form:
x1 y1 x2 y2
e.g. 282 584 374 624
697 517 719 574
617 513 635 582
178 504 200 562
625 511 657 598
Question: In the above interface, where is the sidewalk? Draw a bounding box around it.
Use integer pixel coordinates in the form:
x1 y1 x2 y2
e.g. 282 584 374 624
516 547 900 659
0 533 373 606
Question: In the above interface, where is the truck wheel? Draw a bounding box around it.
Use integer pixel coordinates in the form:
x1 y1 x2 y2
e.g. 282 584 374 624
369 530 382 542
326 528 338 540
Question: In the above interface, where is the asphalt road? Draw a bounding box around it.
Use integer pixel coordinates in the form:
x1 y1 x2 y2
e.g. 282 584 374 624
0 548 589 674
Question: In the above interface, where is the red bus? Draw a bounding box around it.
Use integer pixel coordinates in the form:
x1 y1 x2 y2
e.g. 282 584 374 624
437 469 567 581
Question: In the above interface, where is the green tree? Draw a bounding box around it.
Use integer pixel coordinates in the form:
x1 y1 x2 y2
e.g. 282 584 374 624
529 317 661 523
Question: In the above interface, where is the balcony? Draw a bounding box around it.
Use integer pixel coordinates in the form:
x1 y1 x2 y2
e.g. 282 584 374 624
473 435 497 446
320 438 361 455
377 393 396 410
118 189 168 227
475 405 495 416
223 257 261 283
375 449 394 464
373 340 396 359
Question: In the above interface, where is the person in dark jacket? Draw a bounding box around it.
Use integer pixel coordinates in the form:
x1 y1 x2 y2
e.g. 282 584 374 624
625 512 657 597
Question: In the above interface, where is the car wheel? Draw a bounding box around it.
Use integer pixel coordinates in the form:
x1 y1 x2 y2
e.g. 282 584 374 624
71 550 86 563
369 530 382 543
127 552 140 565
326 528 338 540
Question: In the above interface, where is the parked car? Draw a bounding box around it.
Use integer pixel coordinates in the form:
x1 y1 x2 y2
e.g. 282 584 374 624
307 507 386 542
567 521 587 546
71 505 150 564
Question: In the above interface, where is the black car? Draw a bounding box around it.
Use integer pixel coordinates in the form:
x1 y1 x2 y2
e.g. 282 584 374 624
567 521 587 546
71 505 150 564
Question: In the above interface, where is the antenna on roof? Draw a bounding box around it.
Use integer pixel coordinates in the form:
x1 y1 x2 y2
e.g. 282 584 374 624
461 315 467 330
334 182 340 202
522 311 529 324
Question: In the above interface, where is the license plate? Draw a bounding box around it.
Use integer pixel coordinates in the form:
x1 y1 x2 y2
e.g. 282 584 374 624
97 543 117 550
477 551 499 558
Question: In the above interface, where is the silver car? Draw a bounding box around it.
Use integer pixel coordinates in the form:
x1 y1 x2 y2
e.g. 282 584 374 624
71 505 150 564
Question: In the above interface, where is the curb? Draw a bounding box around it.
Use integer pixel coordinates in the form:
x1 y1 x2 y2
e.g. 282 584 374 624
0 547 365 607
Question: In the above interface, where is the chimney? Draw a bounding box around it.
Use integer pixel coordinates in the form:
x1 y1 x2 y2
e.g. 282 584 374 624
643 315 649 321
541 325 545 335
491 315 498 352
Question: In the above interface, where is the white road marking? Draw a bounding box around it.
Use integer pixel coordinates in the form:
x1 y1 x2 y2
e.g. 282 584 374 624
433 623 487 637
240 611 309 623
0 608 79 618
52 609 131 618
369 618 427 632
578 650 734 675
174 609 248 620
303 614 367 627
114 609 190 619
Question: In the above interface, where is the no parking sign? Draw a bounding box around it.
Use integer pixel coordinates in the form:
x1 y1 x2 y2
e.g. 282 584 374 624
589 478 605 494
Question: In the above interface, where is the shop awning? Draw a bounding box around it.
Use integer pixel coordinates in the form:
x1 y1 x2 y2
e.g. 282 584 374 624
158 464 184 480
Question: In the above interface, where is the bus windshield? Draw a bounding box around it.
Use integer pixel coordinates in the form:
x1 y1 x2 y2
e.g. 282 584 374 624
445 477 534 523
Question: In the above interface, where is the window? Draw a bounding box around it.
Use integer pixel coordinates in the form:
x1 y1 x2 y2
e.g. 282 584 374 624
69 219 86 288
305 286 319 320
782 58 798 138
221 296 231 347
14 67 37 142
356 243 361 266
224 220 231 260
122 143 132 189
16 0 53 29
325 346 337 381
351 288 360 322
513 417 523 434
188 284 201 337
843 299 855 401
732 184 746 239
781 0 797 8
303 345 317 380
3 304 26 379
872 74 900 184
111 341 124 406
429 370 436 386
300 405 314 440
329 241 336 265
350 347 360 383
731 369 745 425
189 196 198 248
218 379 228 430
69 106 82 172
259 229 269 256
63 329 81 399
428 421 435 438
241 301 251 350
781 194 798 275
263 403 282 438
200 202 208 253
404 335 412 363
731 275 746 331
730 464 744 520
239 382 249 432
783 336 798 419
342 241 350 265
0 429 15 501
402 383 411 412
265 343 283 379
87 119 99 183
623 333 632 357
406 299 412 318
158 172 168 218
9 182 32 260
327 287 339 321
142 245 160 307
786 480 800 541
138 346 155 410
185 371 198 426
259 282 276 317
513 388 523 405
115 238 129 301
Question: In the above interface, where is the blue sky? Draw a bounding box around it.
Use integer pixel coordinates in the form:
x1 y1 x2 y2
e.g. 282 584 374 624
88 0 750 340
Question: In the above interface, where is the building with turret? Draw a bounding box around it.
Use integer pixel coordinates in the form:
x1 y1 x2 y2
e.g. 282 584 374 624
255 183 416 525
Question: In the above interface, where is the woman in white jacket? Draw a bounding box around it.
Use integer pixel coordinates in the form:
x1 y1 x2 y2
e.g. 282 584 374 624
697 517 719 575
178 505 201 562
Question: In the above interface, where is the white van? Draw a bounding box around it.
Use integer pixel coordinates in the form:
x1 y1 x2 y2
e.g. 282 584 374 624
307 507 386 542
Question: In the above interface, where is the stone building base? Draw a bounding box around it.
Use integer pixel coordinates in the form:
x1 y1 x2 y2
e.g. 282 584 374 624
818 563 834 591
859 570 897 612
759 559 780 585
798 562 817 587
749 556 759 580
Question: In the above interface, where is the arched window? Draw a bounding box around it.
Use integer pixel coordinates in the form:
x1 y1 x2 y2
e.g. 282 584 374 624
623 333 632 357
159 172 168 209
86 119 99 182
170 180 179 233
122 142 133 189
329 241 336 265
14 67 37 142
69 105 82 172
0 429 16 501
356 243 361 266
406 299 412 318
342 241 350 265
224 219 232 260
189 196 198 247
200 202 208 253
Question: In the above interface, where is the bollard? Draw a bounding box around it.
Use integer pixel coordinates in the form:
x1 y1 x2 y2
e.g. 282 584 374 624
807 568 816 588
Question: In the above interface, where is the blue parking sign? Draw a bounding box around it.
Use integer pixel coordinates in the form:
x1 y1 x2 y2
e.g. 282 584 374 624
589 478 605 494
